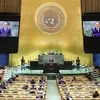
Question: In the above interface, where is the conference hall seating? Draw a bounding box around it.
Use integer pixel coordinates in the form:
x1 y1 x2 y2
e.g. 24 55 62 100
0 75 47 100
56 75 100 100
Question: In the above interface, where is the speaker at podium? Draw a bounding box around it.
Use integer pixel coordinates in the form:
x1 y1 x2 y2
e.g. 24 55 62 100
43 63 59 73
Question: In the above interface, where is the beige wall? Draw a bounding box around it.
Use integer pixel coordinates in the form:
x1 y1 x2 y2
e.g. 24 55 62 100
9 0 92 66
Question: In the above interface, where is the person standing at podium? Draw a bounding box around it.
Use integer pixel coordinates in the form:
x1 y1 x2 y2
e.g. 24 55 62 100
49 57 54 65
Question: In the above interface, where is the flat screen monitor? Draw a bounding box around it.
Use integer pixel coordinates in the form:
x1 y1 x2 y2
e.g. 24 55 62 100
0 21 19 37
83 21 100 37
0 13 20 53
82 13 100 53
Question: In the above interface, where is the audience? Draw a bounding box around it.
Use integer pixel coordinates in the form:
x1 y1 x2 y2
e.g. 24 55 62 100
15 74 19 77
38 85 44 90
57 74 63 80
30 85 37 90
11 75 16 81
58 78 66 84
1 66 100 100
38 79 45 84
93 91 99 98
7 78 12 84
30 79 36 84
57 75 100 100
22 85 28 90
92 79 98 85
40 76 46 82
37 88 43 94
65 93 73 100
85 72 96 81
0 72 47 100
36 95 43 100
0 82 6 89
71 77 77 81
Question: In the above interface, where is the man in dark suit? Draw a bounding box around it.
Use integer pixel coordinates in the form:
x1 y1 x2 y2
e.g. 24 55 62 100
49 57 54 64
58 78 66 84
76 57 80 66
21 56 25 65
0 22 11 37
21 56 25 70
91 22 100 37
76 57 80 70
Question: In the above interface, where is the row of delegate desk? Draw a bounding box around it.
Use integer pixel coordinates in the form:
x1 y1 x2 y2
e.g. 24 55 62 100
30 54 73 73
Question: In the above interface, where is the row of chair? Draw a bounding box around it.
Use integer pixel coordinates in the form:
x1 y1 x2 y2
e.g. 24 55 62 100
0 75 47 100
56 75 100 100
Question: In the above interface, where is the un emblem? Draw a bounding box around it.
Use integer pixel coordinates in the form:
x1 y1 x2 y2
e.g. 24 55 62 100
35 3 66 34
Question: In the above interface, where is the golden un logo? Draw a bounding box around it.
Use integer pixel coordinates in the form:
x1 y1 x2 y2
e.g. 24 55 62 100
35 3 66 34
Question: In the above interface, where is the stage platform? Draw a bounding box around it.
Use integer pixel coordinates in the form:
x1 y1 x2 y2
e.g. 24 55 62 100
8 65 94 75
4 65 100 82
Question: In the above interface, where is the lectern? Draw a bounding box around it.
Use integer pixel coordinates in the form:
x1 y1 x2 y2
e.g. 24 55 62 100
43 63 59 73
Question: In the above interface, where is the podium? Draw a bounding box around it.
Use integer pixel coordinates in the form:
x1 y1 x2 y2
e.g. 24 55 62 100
38 55 64 65
43 63 59 73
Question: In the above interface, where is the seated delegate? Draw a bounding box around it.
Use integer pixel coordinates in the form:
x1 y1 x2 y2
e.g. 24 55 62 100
58 78 66 84
48 50 54 55
93 91 99 98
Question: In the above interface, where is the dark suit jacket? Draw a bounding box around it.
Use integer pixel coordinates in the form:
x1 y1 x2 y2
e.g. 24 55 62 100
76 58 80 66
49 58 54 63
93 93 99 98
0 28 11 37
91 28 100 37
59 80 66 84
21 58 25 65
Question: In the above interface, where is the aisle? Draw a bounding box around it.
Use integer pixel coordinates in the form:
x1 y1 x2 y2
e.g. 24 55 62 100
46 80 61 100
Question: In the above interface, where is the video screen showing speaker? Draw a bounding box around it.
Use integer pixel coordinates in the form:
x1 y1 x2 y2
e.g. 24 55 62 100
83 21 100 37
0 21 19 37
0 13 20 53
82 13 100 53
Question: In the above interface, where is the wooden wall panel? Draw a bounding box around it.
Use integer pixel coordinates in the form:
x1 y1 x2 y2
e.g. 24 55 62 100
0 0 21 13
99 0 100 12
4 0 21 13
0 0 5 12
85 0 92 13
92 0 99 12
81 0 100 13
81 0 86 13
